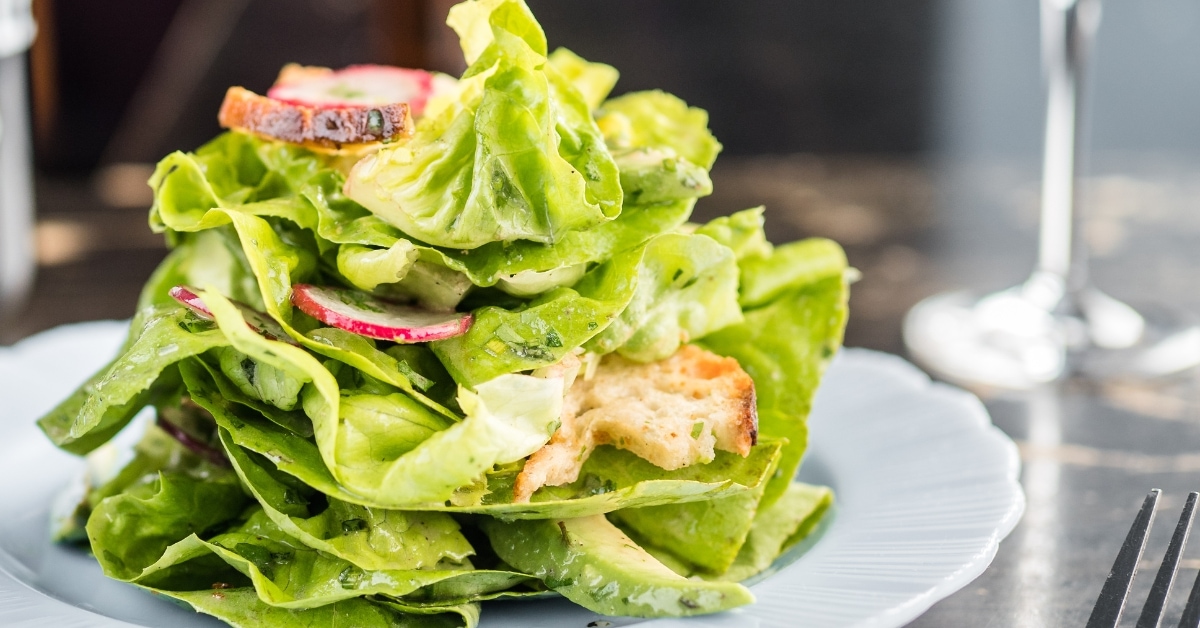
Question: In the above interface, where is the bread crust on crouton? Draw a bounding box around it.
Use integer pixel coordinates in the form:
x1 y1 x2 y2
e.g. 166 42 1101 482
514 344 757 502
217 86 413 150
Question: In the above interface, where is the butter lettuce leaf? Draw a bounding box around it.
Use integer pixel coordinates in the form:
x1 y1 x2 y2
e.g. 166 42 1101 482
221 429 474 572
546 47 618 111
586 232 742 362
715 482 833 582
200 510 530 609
608 441 780 574
36 306 227 455
482 514 753 617
299 371 562 506
693 206 773 262
598 90 722 170
198 290 551 508
87 470 250 581
700 272 848 508
345 0 620 249
738 238 848 309
152 588 470 628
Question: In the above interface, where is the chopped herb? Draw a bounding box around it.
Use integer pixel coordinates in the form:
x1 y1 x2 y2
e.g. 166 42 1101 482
504 340 555 361
338 565 363 589
545 330 563 347
337 289 385 313
578 473 616 496
178 317 216 333
691 421 705 439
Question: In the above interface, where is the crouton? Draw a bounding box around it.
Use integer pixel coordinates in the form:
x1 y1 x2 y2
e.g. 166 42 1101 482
217 86 413 151
514 344 757 502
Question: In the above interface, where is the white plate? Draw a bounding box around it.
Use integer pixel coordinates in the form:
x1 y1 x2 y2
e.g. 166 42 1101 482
0 321 1024 628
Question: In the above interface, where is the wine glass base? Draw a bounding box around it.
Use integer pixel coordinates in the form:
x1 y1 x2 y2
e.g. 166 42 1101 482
903 288 1200 391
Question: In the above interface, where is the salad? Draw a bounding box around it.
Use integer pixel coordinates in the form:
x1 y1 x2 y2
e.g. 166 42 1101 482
37 0 850 626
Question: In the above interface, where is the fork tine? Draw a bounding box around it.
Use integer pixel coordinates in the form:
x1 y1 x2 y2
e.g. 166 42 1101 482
1087 489 1162 628
1178 504 1200 628
1137 492 1198 628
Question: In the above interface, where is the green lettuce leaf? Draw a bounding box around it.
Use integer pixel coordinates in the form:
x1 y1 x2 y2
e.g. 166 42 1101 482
222 430 474 572
53 417 232 544
700 272 848 508
152 588 469 628
607 439 781 574
36 306 227 454
738 237 848 309
446 199 693 288
715 482 833 582
692 206 773 261
181 509 532 609
217 346 305 411
546 47 618 111
586 232 742 362
345 0 621 248
337 241 420 292
298 369 561 507
598 90 722 170
610 147 712 206
482 514 753 617
87 470 250 581
433 228 741 384
153 131 692 303
176 296 561 508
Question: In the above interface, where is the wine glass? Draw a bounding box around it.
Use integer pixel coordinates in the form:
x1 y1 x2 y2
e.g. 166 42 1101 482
903 0 1200 390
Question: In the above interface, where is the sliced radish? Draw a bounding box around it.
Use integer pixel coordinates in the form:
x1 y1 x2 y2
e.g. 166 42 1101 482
268 65 440 117
169 285 297 345
291 284 472 343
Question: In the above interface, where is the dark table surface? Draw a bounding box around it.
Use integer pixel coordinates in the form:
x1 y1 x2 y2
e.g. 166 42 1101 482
7 153 1200 626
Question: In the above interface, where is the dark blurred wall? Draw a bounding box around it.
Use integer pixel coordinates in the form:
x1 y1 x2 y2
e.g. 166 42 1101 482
30 0 938 172
32 0 184 170
527 0 937 157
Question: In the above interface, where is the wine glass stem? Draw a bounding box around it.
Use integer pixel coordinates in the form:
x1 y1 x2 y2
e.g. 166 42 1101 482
1036 0 1100 301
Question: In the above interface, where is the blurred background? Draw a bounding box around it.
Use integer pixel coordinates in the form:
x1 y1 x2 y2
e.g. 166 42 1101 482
3 0 1200 357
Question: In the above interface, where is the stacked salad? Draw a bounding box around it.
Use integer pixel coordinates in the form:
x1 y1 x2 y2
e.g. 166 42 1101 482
37 0 850 626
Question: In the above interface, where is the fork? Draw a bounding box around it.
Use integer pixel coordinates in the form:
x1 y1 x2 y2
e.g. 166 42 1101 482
1087 490 1200 628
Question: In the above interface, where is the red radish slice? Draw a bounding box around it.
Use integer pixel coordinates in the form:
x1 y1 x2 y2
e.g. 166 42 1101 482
170 285 214 318
268 65 438 117
292 284 472 343
169 285 297 345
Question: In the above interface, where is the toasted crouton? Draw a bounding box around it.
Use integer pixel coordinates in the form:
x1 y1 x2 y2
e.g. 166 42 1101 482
513 344 757 502
217 86 413 151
